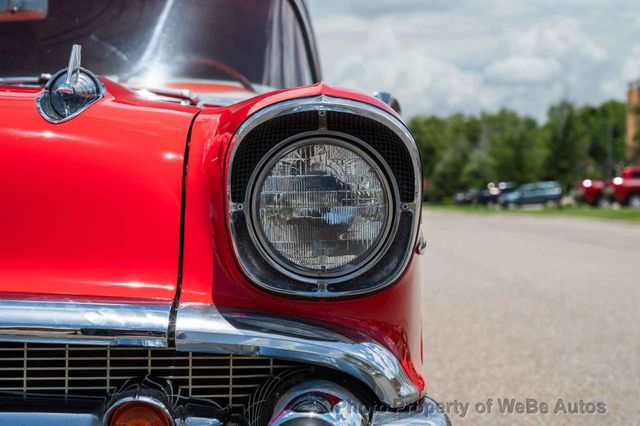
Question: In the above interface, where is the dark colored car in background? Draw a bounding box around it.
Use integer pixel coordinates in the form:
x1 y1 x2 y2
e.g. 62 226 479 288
478 181 516 205
498 181 562 208
454 187 480 204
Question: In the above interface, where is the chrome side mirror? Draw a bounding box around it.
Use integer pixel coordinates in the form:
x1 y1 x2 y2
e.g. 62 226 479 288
0 0 47 22
373 92 402 115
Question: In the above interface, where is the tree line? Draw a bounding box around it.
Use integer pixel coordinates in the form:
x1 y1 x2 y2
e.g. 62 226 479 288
408 99 628 200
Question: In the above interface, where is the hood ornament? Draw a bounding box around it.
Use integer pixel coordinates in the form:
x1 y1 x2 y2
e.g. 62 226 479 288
36 44 104 123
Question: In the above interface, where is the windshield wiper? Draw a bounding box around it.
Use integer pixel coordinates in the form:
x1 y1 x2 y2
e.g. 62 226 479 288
0 74 51 86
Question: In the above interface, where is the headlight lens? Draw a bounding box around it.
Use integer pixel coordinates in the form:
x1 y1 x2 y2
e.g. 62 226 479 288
252 141 391 276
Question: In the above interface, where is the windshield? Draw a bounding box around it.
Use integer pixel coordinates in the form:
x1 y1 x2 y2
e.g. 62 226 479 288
0 0 314 91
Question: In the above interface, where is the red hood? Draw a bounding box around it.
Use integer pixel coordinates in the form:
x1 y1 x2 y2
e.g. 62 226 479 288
0 79 394 303
0 79 426 396
0 80 198 302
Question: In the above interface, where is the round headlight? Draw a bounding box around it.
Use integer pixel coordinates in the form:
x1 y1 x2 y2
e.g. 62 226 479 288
250 139 392 277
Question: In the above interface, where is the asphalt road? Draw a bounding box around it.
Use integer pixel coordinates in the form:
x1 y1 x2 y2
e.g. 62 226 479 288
420 209 640 425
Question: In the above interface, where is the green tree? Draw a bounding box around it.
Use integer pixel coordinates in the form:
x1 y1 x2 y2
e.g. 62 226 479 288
575 100 626 178
409 98 625 198
541 100 584 190
483 109 545 185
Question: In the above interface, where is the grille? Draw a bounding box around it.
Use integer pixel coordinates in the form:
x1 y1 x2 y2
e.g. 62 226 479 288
0 343 298 410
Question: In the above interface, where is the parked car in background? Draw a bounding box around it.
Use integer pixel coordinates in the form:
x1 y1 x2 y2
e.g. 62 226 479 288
478 181 516 205
454 187 481 204
604 166 640 208
575 178 607 207
498 181 562 208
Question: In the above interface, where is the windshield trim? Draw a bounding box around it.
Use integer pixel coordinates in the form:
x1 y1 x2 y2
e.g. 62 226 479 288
290 0 322 83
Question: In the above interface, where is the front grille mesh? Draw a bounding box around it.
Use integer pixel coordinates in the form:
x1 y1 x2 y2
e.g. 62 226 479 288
230 111 319 202
327 112 416 202
0 343 297 410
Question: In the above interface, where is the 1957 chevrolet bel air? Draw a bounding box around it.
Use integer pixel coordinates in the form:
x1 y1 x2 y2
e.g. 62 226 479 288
0 0 449 425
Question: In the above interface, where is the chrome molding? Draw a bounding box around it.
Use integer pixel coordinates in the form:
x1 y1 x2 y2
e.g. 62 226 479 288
269 380 368 426
227 95 422 298
104 395 175 426
290 0 322 82
0 300 171 347
174 303 420 408
36 45 105 124
416 227 427 255
0 394 225 426
372 396 451 426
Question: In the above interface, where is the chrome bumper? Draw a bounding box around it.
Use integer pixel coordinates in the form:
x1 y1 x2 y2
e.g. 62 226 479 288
372 396 451 425
0 395 450 426
0 396 103 426
0 394 224 426
175 303 420 408
0 300 429 414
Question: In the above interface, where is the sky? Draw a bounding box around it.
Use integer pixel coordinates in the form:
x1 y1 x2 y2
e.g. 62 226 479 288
307 0 640 121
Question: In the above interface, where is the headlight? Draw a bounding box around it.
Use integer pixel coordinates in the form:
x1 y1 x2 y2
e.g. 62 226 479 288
250 140 392 277
228 96 422 298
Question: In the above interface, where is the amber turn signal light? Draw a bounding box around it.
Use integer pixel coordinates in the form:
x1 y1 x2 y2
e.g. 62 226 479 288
107 400 173 426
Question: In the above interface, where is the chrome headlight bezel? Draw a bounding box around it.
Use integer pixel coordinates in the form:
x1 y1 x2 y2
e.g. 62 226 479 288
227 96 422 298
246 135 397 283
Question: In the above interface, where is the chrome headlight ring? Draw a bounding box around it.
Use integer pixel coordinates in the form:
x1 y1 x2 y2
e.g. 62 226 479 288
246 134 397 283
227 95 422 298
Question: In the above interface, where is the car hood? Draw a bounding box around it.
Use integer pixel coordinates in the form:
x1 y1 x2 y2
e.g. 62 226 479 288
0 79 199 302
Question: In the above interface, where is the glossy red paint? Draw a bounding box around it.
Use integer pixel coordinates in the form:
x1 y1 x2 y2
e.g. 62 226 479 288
0 77 425 396
179 82 425 394
0 80 197 301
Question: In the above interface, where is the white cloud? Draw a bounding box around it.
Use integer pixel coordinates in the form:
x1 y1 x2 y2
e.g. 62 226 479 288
485 55 560 84
622 44 640 82
511 17 607 61
308 0 640 120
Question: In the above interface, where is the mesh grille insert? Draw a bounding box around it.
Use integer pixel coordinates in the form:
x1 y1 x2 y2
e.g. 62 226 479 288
0 342 298 411
230 111 319 202
326 112 416 202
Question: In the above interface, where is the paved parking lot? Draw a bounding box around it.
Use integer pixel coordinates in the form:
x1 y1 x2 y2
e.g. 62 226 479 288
420 209 640 425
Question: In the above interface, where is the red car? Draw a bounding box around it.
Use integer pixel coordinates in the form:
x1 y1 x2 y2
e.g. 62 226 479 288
607 166 640 208
0 1 448 425
575 178 607 206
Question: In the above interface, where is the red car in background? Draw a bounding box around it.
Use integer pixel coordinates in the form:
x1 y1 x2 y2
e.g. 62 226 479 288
607 166 640 208
0 1 448 425
576 166 640 208
576 178 608 207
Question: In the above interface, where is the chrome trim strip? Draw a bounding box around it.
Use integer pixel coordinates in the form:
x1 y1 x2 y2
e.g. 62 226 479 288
104 395 175 426
227 95 422 298
174 303 420 408
0 394 225 426
372 396 451 426
0 300 170 347
0 412 101 426
270 380 367 426
290 0 323 82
